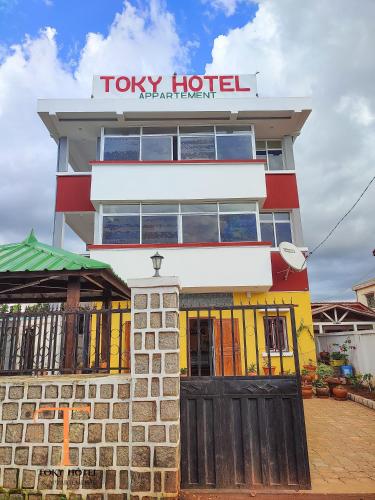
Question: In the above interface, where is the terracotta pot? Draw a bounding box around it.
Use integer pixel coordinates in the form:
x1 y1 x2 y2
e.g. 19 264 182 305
247 371 257 376
316 386 330 398
303 364 316 372
263 366 276 376
333 385 348 401
301 384 313 399
302 374 313 383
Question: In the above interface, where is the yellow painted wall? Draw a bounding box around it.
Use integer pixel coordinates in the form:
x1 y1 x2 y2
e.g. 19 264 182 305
100 292 315 375
180 291 316 375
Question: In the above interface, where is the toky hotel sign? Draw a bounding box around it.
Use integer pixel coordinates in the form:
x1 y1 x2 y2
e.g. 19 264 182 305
92 74 257 100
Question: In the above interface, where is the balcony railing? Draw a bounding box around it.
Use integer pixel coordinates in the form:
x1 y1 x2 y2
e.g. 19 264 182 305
0 308 131 376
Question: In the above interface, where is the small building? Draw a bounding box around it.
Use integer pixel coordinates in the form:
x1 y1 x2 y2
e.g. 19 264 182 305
312 301 375 374
353 278 375 310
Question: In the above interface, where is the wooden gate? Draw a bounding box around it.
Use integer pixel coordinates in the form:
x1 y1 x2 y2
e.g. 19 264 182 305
180 304 311 490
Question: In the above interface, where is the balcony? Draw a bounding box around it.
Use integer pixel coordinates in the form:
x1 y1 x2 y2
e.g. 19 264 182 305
89 241 273 292
89 159 267 205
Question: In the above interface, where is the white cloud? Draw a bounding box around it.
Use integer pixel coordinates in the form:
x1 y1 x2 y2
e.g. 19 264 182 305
0 0 188 251
206 0 375 300
203 0 240 16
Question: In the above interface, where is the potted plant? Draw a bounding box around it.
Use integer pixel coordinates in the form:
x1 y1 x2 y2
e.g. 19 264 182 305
180 368 188 377
301 380 313 399
330 350 347 367
313 379 330 398
316 362 334 380
332 384 348 401
262 359 276 376
246 363 257 376
301 368 313 384
303 358 317 377
330 338 355 368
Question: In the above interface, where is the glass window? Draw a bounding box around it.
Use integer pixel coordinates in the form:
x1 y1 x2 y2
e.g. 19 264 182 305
102 204 140 214
260 213 273 222
260 222 275 246
268 150 284 170
102 216 140 244
275 223 292 244
264 317 288 351
141 136 172 161
215 126 251 134
182 215 219 243
179 126 214 134
181 203 217 213
142 127 177 135
216 135 252 160
104 137 140 161
180 136 216 160
260 212 292 246
104 127 140 136
219 214 257 242
142 204 179 214
219 202 256 212
256 140 285 170
365 293 375 308
274 212 290 221
142 216 178 244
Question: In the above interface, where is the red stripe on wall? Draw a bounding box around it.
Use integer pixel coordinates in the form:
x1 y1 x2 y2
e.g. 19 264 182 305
56 175 95 212
270 251 309 291
264 174 299 209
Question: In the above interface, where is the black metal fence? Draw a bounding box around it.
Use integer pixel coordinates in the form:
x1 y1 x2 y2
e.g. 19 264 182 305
181 303 301 378
0 308 131 375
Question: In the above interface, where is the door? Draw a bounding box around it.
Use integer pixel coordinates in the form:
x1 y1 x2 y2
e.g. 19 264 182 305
214 318 242 376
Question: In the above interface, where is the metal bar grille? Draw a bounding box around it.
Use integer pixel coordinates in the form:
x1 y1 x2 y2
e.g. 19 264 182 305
0 308 131 376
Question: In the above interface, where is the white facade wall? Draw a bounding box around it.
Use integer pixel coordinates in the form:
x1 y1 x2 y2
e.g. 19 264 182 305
315 331 375 374
90 161 266 204
90 245 273 292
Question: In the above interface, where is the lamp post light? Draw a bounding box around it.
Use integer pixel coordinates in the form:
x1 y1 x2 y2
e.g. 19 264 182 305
151 252 164 277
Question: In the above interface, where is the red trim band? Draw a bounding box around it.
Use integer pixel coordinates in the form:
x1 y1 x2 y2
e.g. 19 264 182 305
90 159 266 165
88 241 272 250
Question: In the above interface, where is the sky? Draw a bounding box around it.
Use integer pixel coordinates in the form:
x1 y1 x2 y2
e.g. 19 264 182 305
0 0 374 301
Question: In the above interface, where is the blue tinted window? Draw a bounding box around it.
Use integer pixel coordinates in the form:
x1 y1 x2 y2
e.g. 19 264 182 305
275 222 292 244
220 214 257 242
102 216 140 244
182 215 219 243
104 137 140 161
216 135 252 160
142 216 178 244
260 223 275 246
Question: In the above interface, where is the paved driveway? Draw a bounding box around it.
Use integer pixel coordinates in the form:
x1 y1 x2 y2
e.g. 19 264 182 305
304 398 375 494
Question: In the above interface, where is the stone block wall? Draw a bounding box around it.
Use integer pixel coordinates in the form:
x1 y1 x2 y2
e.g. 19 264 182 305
129 277 180 499
0 375 131 497
0 276 181 499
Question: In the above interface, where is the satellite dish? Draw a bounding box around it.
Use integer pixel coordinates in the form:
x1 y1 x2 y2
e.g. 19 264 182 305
279 242 307 273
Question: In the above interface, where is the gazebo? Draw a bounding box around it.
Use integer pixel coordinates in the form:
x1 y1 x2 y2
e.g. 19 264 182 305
0 230 130 305
0 231 130 374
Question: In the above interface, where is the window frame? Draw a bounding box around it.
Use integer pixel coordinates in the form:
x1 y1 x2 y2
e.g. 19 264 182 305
101 125 255 161
263 316 289 352
365 293 375 308
256 139 285 171
259 211 293 247
101 201 260 244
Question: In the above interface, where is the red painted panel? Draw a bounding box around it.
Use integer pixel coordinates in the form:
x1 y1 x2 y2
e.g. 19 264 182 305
270 252 309 292
263 174 299 209
56 175 94 212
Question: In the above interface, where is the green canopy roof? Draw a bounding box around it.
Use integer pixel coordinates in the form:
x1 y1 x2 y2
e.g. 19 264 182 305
0 230 111 273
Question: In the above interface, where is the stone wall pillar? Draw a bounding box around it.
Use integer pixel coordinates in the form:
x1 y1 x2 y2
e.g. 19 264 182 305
128 277 180 499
